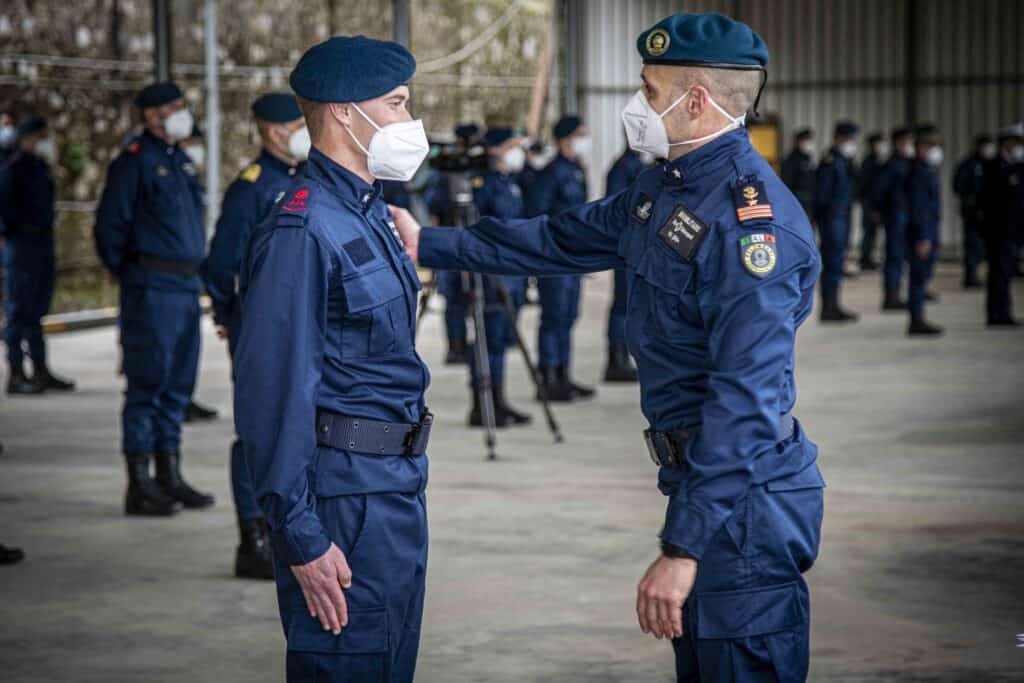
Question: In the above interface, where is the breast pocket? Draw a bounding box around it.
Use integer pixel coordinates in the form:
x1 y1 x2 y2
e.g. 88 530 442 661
340 266 407 358
629 245 698 338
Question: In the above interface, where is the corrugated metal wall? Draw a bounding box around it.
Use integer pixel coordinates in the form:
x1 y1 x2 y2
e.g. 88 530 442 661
571 0 1024 250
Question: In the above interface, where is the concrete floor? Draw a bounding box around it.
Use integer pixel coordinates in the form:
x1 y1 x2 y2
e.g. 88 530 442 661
1 262 1022 682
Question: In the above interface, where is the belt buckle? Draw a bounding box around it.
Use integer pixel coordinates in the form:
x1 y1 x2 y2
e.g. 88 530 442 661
402 410 433 456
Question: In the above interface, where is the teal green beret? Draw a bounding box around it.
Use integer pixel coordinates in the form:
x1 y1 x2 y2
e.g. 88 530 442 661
290 35 416 103
637 13 768 68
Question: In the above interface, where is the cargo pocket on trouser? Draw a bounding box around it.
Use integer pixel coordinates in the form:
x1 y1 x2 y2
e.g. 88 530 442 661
691 580 810 683
285 605 390 683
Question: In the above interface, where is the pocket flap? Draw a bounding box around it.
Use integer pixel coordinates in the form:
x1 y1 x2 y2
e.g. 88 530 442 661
696 581 807 639
287 606 388 654
343 267 404 314
634 246 694 296
765 463 826 492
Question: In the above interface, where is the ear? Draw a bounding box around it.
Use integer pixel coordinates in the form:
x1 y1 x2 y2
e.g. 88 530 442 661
328 102 351 127
686 86 707 118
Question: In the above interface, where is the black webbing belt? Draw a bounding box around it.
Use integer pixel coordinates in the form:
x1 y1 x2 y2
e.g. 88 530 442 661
644 412 795 468
316 409 433 457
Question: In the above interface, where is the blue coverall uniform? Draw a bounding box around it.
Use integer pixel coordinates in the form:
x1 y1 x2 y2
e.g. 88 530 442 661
525 153 588 371
813 148 854 306
420 129 825 682
605 149 647 351
95 131 206 457
234 148 430 681
203 149 298 520
906 159 941 321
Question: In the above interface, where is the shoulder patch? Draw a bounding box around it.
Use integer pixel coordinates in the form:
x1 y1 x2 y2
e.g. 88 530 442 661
126 142 141 154
633 193 654 224
731 179 774 223
739 233 777 278
471 176 485 189
658 204 709 262
240 163 261 182
280 188 310 214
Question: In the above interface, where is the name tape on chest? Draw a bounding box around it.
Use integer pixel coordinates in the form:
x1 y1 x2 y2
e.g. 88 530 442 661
658 204 709 261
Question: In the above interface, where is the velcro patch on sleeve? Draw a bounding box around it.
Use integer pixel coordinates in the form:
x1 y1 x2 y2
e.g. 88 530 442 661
657 204 709 262
739 233 778 278
731 179 774 223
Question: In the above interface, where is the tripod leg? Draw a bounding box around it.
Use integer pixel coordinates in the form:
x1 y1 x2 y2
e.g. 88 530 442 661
415 274 437 335
490 276 564 444
469 273 499 460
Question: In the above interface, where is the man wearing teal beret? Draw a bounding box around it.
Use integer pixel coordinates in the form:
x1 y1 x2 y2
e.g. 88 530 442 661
393 12 823 681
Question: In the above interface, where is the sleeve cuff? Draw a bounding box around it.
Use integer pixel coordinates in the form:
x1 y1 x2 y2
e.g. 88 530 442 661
659 496 729 561
268 510 332 567
418 226 461 270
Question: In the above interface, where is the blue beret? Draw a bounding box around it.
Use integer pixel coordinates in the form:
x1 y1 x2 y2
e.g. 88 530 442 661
794 128 813 140
15 116 47 139
134 82 183 109
637 13 768 68
915 123 940 145
834 121 860 137
290 35 415 103
553 115 582 140
454 122 481 141
891 126 913 140
252 93 302 123
483 127 514 148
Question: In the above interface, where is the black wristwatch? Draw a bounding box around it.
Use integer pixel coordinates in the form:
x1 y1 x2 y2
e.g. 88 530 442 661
661 541 695 560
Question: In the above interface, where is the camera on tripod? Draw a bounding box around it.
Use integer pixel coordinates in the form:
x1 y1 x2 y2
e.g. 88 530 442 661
428 139 491 175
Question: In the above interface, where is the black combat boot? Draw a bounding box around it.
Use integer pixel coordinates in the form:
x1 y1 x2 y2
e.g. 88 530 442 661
493 382 531 426
35 365 75 391
558 366 595 400
125 454 179 517
235 518 275 580
184 399 218 422
445 338 468 365
820 297 859 323
603 346 638 383
535 367 573 402
468 385 508 428
155 451 216 509
7 365 44 395
908 318 944 337
881 291 908 312
0 544 25 565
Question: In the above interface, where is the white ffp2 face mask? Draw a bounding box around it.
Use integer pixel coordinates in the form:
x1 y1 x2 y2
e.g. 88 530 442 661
620 88 746 159
925 146 944 166
287 126 311 162
501 146 525 173
345 103 429 182
571 135 593 160
164 109 194 142
34 138 57 165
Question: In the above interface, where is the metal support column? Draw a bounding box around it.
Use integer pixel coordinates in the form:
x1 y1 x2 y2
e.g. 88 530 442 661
204 0 220 235
152 0 171 81
393 0 411 47
562 0 579 115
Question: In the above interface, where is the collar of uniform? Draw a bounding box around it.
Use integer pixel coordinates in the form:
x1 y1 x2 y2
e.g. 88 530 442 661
555 153 581 170
258 148 300 177
306 147 383 211
141 129 178 156
662 128 749 184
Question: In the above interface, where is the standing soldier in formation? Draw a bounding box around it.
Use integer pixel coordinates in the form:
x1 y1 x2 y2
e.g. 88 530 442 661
2 117 76 395
875 127 916 311
203 93 309 578
526 115 595 402
94 82 215 517
857 131 889 272
462 126 532 427
904 125 944 336
394 12 825 680
780 127 816 219
982 126 1024 326
603 141 647 383
814 121 860 322
953 134 996 290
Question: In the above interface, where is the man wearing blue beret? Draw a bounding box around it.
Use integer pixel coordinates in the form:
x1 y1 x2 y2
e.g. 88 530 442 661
392 12 824 682
814 120 861 322
95 82 215 517
203 93 309 579
233 36 431 681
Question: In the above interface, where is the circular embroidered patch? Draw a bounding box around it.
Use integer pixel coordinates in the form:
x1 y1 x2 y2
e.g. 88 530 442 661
743 242 776 277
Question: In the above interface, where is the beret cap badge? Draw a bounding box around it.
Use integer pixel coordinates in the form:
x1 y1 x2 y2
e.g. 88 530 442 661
645 29 671 57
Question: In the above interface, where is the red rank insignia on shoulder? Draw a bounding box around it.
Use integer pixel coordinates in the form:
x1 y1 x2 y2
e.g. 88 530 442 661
282 188 309 213
732 179 773 223
126 142 141 154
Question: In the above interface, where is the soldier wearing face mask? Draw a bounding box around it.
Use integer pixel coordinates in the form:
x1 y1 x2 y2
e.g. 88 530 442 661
953 134 996 289
2 116 76 394
980 125 1024 326
525 115 596 402
202 93 309 578
904 125 944 336
814 120 861 322
780 128 816 218
873 127 916 311
94 82 215 517
857 132 890 272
